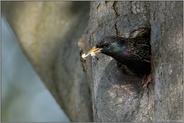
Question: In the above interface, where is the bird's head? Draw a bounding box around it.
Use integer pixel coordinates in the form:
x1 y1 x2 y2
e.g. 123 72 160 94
85 36 126 57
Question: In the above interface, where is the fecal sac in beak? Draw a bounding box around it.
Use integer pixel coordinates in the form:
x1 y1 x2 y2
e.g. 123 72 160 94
82 46 102 59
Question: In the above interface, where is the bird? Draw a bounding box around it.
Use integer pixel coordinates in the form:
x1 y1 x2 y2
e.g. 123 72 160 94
84 34 151 87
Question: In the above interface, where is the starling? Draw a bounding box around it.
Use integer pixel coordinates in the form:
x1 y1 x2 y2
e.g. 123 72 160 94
83 35 151 87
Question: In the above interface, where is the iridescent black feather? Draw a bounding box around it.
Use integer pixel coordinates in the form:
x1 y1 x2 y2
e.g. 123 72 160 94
96 28 151 86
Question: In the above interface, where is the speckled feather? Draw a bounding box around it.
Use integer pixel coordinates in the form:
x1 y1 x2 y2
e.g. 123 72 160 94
126 37 151 63
96 36 151 78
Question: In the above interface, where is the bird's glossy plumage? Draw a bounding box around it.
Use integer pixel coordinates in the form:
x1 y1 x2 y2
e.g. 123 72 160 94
96 36 151 85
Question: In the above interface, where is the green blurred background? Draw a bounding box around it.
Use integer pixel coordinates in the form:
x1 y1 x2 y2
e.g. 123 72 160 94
2 17 70 122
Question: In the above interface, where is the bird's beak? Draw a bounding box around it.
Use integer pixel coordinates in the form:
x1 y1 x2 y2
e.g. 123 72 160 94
82 46 102 59
87 46 102 55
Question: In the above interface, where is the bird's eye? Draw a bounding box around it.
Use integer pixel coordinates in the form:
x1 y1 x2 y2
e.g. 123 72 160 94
103 43 109 48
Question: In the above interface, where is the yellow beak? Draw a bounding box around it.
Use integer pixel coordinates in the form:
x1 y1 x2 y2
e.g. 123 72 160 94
87 46 102 55
82 46 102 59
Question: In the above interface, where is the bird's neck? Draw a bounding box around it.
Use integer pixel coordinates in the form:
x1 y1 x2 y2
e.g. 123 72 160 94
112 48 132 64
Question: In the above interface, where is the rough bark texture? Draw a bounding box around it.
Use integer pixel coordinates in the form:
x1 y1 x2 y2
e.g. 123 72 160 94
150 2 183 121
83 1 183 122
2 1 183 122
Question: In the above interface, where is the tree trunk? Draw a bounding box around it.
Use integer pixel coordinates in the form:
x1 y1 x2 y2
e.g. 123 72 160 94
2 1 183 122
83 1 183 122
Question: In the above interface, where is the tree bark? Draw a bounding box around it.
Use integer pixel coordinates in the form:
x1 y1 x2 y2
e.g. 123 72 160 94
2 1 183 122
150 2 183 121
83 1 183 122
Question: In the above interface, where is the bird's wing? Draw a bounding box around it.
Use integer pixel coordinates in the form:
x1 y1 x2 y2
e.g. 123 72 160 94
132 44 151 63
